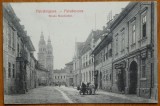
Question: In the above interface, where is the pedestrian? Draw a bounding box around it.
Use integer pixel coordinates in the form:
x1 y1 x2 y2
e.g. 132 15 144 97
95 83 98 91
90 83 95 95
81 82 86 95
87 82 91 94
87 82 90 87
72 83 74 88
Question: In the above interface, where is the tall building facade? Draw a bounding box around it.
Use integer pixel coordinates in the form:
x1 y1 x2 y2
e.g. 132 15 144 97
73 1 157 100
3 3 37 94
92 24 113 91
52 69 67 86
65 61 74 86
72 30 106 87
38 33 54 83
110 1 157 99
73 42 84 86
92 1 157 100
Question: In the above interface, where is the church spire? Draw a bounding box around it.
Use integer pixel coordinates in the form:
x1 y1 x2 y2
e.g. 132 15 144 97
40 31 44 39
38 31 47 68
48 36 51 43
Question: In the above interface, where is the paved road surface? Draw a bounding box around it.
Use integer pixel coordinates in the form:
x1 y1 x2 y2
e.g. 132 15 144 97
4 86 156 104
4 86 67 104
59 86 155 103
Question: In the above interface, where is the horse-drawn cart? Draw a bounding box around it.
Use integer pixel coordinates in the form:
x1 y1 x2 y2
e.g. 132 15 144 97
77 83 95 95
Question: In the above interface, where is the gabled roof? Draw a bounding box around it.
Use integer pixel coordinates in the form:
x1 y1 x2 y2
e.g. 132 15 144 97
36 61 49 72
3 3 36 52
75 42 85 57
76 42 84 51
53 69 66 73
92 2 139 55
110 2 137 31
30 53 36 61
26 36 35 51
3 4 25 39
80 30 102 55
92 33 112 55
65 61 73 66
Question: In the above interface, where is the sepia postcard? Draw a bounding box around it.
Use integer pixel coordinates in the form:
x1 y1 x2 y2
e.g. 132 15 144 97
3 1 158 104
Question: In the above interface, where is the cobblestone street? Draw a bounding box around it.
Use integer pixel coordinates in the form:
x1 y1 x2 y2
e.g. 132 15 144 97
4 86 67 104
4 86 156 104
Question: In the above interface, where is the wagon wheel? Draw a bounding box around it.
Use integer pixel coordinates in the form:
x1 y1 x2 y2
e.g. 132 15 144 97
90 90 92 95
89 89 92 95
79 90 82 95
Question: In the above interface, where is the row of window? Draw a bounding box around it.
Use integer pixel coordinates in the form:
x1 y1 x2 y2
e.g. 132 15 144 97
103 73 112 81
82 53 94 68
8 26 16 50
54 76 66 79
82 71 94 82
8 62 15 78
82 54 89 62
47 51 52 54
95 48 112 65
39 48 46 52
39 48 53 54
115 11 147 55
131 14 147 44
82 58 94 68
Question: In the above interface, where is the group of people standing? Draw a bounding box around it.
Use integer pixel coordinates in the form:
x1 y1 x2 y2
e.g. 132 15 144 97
78 82 97 95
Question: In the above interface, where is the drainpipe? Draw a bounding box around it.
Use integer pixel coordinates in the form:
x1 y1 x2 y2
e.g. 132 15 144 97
150 2 153 97
93 54 95 86
127 21 129 94
153 1 158 100
150 2 158 100
111 38 113 92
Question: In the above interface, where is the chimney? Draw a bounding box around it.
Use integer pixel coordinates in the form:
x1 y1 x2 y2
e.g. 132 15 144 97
21 25 25 29
121 8 125 12
24 31 27 35
113 14 119 19
103 26 105 30
106 19 112 27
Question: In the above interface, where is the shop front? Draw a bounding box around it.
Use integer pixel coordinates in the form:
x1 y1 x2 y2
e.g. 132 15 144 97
113 57 139 95
114 60 126 93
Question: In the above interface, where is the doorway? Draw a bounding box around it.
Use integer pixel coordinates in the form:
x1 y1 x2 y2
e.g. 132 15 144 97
69 78 73 86
117 69 126 93
99 71 102 89
129 61 138 94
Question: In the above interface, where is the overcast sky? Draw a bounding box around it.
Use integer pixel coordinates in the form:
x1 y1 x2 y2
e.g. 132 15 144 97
11 2 129 69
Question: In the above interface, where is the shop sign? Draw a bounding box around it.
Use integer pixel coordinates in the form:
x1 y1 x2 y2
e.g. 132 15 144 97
115 61 126 69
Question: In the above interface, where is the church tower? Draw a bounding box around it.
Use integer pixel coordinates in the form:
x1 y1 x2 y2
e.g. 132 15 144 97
38 32 47 68
46 36 54 71
46 36 54 82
